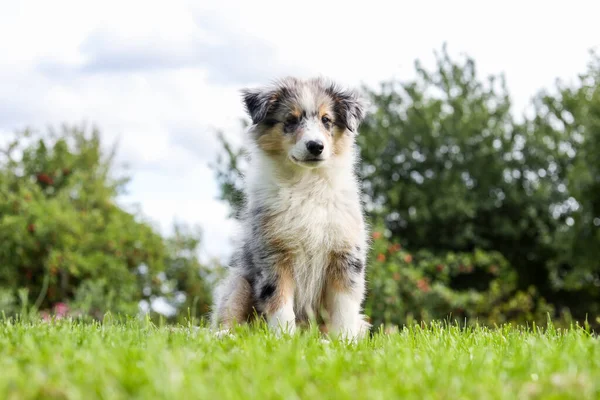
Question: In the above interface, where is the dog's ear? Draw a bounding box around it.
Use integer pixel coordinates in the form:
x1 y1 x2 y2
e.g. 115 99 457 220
327 85 366 133
241 87 277 125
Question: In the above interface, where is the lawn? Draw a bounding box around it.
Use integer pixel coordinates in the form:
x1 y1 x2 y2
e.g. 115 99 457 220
0 318 599 399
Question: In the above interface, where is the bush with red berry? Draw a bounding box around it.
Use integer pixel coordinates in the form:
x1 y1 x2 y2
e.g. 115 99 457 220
364 227 554 329
0 126 213 322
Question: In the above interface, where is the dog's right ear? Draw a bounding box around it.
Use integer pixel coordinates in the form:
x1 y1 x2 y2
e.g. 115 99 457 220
241 87 276 125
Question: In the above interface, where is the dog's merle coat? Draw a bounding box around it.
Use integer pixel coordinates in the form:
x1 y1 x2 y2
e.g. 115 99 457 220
211 77 370 340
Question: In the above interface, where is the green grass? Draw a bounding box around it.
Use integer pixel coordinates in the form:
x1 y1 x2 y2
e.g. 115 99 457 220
1 318 599 399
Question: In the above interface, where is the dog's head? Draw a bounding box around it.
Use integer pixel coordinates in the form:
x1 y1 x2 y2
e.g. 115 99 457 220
241 77 365 169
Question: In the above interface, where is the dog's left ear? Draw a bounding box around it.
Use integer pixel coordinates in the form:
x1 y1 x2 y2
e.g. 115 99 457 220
241 87 277 125
328 86 366 133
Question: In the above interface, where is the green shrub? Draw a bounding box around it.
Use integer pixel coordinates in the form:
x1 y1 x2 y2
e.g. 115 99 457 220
364 229 554 329
0 125 213 321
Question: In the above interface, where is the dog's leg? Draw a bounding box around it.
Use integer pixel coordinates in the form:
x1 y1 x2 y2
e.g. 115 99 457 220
248 206 298 336
327 290 362 340
324 250 370 341
258 266 296 336
268 297 295 336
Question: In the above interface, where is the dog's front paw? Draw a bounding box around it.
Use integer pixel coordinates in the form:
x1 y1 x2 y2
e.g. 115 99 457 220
270 320 296 337
331 328 361 343
268 305 296 337
213 329 236 339
357 315 372 337
329 316 370 343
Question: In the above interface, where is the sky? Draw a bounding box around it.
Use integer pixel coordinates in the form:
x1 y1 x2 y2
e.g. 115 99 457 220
1 0 599 263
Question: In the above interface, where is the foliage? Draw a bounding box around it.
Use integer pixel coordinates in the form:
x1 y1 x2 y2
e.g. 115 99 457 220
159 223 214 324
358 45 579 298
365 230 554 328
0 125 213 320
211 131 248 219
528 52 600 317
1 319 599 399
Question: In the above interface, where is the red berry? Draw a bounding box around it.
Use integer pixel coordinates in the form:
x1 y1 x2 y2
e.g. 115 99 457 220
37 173 54 185
388 243 401 253
416 278 430 293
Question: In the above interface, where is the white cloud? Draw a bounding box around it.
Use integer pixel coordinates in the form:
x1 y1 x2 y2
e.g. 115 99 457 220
1 0 599 263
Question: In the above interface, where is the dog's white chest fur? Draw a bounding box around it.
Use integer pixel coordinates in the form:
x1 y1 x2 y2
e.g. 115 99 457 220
249 160 364 319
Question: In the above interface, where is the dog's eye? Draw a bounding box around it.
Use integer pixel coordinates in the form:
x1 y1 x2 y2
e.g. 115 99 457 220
285 116 299 126
321 116 331 126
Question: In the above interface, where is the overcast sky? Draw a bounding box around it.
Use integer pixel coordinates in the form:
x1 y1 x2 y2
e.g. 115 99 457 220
1 0 599 263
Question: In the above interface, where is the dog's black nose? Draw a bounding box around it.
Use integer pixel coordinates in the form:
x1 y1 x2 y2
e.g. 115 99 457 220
306 140 324 156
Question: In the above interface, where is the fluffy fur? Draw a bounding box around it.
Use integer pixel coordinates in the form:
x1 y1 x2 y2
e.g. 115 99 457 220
211 77 370 340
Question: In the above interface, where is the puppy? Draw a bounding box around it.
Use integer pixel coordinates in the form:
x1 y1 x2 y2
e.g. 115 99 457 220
211 77 370 340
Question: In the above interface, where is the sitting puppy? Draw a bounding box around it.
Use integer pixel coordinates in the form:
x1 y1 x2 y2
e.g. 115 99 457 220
211 77 370 340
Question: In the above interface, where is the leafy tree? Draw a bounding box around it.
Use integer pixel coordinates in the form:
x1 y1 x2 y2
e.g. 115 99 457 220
529 52 600 318
356 45 572 299
211 131 248 219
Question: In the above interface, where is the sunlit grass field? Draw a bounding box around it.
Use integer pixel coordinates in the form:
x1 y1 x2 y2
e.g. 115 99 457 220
1 317 599 399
